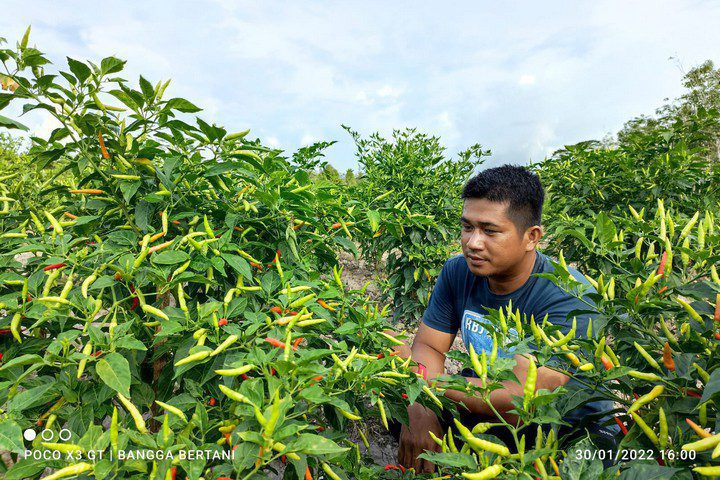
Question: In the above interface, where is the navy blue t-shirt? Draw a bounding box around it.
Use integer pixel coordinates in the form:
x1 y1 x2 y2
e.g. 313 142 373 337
423 251 617 431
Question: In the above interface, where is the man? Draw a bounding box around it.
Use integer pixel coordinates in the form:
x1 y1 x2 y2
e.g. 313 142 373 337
397 164 618 472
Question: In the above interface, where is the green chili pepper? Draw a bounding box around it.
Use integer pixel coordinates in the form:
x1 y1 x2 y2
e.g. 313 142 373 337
634 342 661 370
523 357 537 410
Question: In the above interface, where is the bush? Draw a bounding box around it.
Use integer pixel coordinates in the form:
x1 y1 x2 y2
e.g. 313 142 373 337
346 126 486 323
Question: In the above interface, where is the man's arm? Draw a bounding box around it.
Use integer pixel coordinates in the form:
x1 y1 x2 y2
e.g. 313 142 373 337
410 322 456 378
397 323 455 473
444 354 571 424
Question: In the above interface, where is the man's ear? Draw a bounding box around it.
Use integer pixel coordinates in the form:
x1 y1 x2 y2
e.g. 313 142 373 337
524 225 543 251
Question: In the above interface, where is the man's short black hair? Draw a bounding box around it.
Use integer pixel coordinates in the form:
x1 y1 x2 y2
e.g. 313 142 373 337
461 164 544 232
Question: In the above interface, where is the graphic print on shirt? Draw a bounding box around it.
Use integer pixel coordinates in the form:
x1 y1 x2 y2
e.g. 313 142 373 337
461 309 517 359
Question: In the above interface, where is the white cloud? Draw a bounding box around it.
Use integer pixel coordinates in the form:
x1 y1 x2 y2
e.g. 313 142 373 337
33 111 63 139
300 134 316 146
376 85 404 98
518 74 536 86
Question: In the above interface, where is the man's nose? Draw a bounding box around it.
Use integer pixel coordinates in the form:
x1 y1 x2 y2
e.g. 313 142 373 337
467 230 485 250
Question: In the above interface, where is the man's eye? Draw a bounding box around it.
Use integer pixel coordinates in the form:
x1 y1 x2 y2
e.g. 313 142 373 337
485 229 496 235
462 224 473 231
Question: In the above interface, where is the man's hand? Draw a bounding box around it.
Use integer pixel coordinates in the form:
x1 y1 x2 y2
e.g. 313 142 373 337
398 403 443 473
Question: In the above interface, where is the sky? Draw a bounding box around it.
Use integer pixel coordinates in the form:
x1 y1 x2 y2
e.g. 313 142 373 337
2 1 720 172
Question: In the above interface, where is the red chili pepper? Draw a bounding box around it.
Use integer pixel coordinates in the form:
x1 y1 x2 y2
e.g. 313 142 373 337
401 393 408 399
293 337 303 348
265 337 297 351
98 131 110 159
281 454 287 464
662 342 676 371
224 433 231 442
130 297 139 311
0 352 3 361
714 332 720 341
311 375 323 382
250 262 263 270
240 374 250 380
316 426 325 431
288 311 297 315
657 251 668 277
614 416 629 435
0 329 11 334
232 444 239 452
218 318 228 327
92 351 102 357
44 262 66 271
169 467 177 480
270 367 276 376
687 390 702 398
209 398 217 406
601 356 614 371
385 465 406 474
377 353 385 359
658 286 668 294
27 294 32 302
37 420 43 426
270 306 283 314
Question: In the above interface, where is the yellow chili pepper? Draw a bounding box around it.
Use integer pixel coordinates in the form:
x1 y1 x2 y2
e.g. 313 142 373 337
117 393 148 434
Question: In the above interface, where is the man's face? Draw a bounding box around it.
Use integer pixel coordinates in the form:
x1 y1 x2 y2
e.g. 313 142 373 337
460 198 531 277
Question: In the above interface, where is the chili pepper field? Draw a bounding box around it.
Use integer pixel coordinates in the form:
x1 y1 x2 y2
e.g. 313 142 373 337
2 28 720 480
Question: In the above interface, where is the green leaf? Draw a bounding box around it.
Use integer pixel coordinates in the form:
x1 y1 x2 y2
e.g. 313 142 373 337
4 459 46 480
560 437 604 480
135 200 152 231
617 464 682 480
96 352 131 397
67 57 91 83
0 354 43 371
0 114 29 131
166 98 201 113
367 209 380 232
0 420 24 453
121 180 141 203
139 75 155 101
0 92 14 110
288 434 349 455
115 335 148 351
9 383 56 412
222 254 252 280
700 368 720 404
594 212 617 246
417 451 478 469
100 56 126 75
108 89 139 111
152 250 189 265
